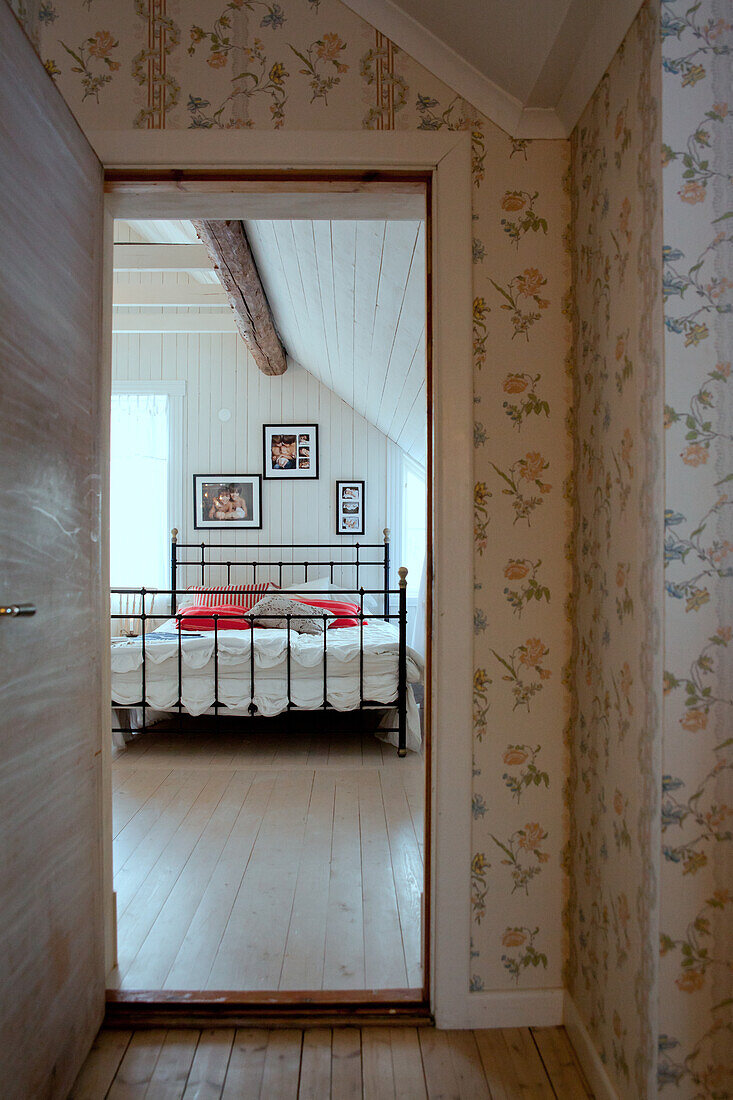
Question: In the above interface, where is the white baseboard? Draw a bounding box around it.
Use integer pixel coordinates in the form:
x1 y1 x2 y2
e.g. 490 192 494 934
436 988 564 1029
564 993 618 1100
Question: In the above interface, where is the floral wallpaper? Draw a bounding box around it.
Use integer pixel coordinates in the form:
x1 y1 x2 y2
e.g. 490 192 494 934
566 2 663 1098
8 0 573 998
469 137 571 994
659 0 733 1096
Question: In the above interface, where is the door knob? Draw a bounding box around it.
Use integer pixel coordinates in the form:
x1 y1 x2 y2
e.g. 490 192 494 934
0 603 36 617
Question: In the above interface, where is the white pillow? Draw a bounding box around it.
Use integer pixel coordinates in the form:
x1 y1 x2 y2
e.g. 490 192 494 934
283 577 381 616
282 575 332 592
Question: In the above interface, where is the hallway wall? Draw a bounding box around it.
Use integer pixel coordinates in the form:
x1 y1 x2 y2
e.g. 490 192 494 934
658 1 733 1093
567 3 663 1097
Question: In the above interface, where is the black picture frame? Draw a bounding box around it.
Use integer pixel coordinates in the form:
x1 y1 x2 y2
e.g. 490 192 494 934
262 423 319 480
336 480 365 535
193 474 263 530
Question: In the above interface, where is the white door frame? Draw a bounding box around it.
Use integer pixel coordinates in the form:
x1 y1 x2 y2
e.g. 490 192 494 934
95 130 473 1026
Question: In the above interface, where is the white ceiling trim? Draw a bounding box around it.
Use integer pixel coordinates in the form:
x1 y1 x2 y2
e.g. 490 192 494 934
112 313 236 333
113 284 227 307
113 243 211 271
340 0 644 138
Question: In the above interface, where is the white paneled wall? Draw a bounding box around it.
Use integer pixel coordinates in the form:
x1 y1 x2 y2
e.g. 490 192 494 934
112 332 392 590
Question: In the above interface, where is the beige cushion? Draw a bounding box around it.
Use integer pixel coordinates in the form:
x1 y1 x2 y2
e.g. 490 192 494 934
248 594 325 635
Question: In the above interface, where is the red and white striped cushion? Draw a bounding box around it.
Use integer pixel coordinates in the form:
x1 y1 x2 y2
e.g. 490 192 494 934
178 582 279 611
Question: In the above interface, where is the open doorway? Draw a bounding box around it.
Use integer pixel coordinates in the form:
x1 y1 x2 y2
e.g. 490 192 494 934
106 186 430 1001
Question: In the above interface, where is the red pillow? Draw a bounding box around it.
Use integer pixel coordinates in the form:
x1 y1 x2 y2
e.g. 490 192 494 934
176 604 252 631
293 597 366 629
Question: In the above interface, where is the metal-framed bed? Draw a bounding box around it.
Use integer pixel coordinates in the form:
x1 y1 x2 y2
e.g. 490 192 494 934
111 529 411 755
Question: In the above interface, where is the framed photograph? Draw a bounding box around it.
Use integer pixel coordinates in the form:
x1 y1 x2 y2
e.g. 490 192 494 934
336 480 365 535
193 475 262 529
263 424 319 480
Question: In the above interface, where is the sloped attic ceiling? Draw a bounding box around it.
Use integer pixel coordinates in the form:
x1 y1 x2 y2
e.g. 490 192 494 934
246 219 427 466
114 218 427 466
341 0 644 136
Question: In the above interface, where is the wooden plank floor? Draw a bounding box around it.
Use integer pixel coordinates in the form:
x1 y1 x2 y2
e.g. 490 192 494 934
70 1025 593 1098
109 724 424 992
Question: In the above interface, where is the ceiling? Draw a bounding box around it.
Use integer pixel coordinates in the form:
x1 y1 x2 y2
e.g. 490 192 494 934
113 219 427 464
341 0 644 136
121 220 218 284
246 219 426 465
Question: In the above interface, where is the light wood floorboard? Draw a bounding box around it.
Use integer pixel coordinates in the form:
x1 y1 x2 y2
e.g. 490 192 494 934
323 773 365 990
220 1029 268 1098
71 1026 593 1098
110 727 424 993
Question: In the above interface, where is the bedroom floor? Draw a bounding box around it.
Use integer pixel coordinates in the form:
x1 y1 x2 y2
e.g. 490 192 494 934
108 719 424 992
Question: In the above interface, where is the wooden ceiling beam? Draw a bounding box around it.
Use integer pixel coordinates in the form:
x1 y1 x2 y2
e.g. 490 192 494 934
193 219 287 377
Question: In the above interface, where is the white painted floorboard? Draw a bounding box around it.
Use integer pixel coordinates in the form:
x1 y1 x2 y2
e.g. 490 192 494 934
109 723 425 993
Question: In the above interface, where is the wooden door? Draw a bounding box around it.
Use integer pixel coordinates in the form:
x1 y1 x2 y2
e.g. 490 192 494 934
0 6 106 1097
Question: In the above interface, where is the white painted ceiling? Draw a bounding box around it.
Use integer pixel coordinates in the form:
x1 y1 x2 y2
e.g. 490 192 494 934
114 219 427 464
392 0 583 103
341 0 643 136
246 219 426 465
121 220 219 283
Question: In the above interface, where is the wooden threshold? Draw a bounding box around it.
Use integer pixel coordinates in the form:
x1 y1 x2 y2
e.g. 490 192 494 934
105 989 431 1029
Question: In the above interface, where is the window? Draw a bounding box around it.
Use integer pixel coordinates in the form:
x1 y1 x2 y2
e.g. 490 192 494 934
402 457 427 589
110 383 184 588
386 445 427 594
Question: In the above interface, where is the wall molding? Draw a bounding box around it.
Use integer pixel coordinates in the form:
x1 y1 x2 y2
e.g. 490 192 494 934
453 988 564 1029
340 0 644 138
564 994 619 1100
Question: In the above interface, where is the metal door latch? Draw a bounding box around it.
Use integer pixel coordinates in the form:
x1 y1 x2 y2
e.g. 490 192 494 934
0 603 36 617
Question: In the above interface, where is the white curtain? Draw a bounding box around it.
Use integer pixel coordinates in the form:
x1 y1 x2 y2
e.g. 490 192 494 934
386 442 428 656
110 393 170 591
386 441 404 590
409 552 427 656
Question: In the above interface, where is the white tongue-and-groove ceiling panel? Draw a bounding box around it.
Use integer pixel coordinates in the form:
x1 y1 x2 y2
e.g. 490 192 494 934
113 218 427 464
245 218 426 465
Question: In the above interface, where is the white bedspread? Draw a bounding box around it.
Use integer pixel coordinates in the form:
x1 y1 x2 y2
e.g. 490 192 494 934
111 618 423 751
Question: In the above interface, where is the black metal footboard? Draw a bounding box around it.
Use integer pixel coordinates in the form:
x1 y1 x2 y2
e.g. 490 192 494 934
110 568 410 755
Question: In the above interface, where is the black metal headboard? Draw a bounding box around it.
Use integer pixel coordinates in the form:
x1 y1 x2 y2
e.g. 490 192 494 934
169 528 392 620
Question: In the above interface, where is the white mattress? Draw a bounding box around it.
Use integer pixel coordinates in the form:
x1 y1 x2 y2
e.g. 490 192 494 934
111 618 424 751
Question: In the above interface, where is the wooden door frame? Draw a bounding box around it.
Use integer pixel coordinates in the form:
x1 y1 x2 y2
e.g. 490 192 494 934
96 131 473 1027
